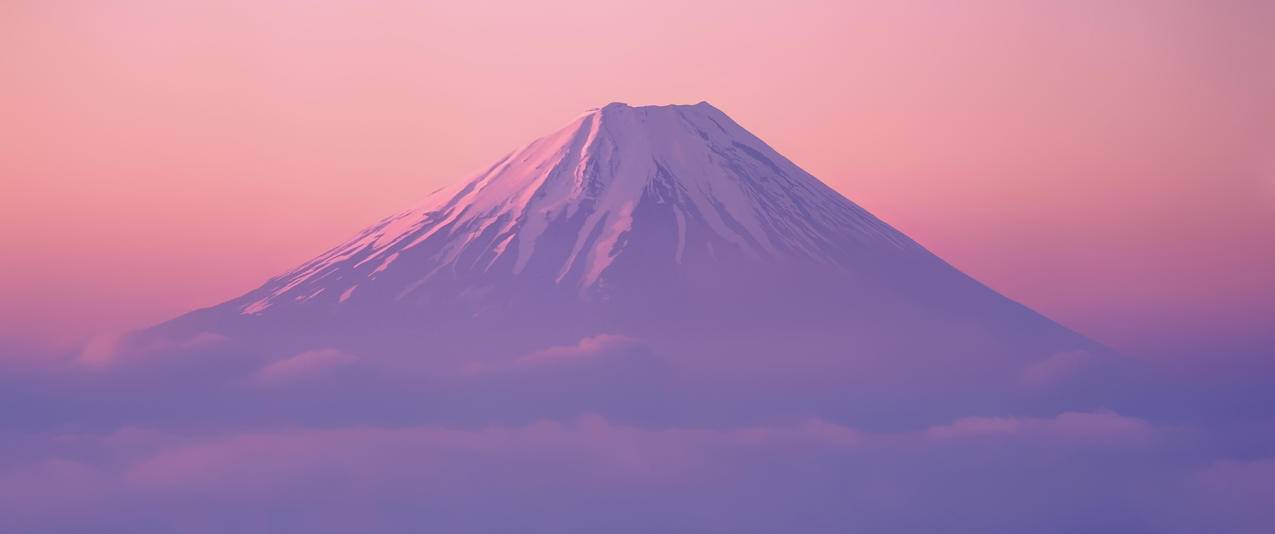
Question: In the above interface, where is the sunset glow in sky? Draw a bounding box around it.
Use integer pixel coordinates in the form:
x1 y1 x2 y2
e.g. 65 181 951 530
3 0 1273 363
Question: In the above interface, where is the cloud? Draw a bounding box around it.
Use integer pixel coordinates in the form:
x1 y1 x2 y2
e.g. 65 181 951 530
0 416 863 514
1195 457 1275 494
464 334 643 374
155 416 850 491
926 410 1154 445
1130 457 1275 534
6 414 1275 533
520 333 639 363
76 331 227 368
76 333 126 368
249 348 359 387
440 335 676 421
1194 458 1275 510
5 332 1273 533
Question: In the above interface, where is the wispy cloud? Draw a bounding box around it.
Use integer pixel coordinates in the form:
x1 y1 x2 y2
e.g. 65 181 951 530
249 348 359 388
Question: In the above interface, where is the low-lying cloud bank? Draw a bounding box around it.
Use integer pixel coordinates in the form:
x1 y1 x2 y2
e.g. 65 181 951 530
0 332 1272 533
0 411 1265 533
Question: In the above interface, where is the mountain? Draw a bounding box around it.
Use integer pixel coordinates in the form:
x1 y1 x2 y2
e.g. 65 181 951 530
144 102 1103 396
233 102 921 318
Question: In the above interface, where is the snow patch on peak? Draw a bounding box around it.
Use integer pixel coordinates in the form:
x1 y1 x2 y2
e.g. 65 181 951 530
234 102 921 314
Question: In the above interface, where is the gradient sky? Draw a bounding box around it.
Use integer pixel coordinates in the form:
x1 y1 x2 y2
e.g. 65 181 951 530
3 0 1273 362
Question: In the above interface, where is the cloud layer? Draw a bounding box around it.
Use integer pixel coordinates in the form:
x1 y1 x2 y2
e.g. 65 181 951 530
1 331 1272 533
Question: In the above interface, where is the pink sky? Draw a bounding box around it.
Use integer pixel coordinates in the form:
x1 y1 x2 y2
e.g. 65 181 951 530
3 0 1273 359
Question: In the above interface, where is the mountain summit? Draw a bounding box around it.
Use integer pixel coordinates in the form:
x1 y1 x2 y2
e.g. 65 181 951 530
237 102 920 316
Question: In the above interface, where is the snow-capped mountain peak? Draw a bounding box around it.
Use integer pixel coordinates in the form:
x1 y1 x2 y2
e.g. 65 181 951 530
234 102 921 317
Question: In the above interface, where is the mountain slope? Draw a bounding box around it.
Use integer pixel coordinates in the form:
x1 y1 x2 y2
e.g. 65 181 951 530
148 102 1097 383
